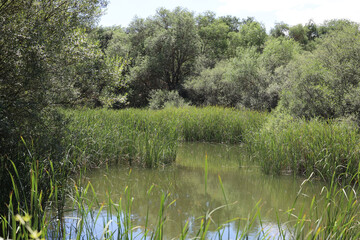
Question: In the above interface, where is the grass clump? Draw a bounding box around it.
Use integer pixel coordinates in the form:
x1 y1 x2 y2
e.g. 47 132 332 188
65 108 179 168
281 174 360 239
169 106 267 144
247 112 360 183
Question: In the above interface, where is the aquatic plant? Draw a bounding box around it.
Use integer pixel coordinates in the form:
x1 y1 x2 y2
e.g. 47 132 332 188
64 107 267 167
247 113 360 183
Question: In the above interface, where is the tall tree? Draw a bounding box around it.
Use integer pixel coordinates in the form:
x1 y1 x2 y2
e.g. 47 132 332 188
0 0 108 211
270 22 289 38
227 20 267 57
127 7 200 106
280 25 360 119
198 19 229 66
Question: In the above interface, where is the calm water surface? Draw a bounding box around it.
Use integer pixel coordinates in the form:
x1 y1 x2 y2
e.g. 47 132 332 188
64 142 324 239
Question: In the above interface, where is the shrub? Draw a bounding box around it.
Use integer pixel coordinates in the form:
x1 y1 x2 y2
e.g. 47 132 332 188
148 90 189 110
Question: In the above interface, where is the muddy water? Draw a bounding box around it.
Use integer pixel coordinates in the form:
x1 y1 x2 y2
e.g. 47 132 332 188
65 142 324 239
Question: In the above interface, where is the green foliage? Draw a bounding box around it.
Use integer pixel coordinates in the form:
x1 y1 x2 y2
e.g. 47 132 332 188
58 29 125 107
185 60 238 106
219 15 241 32
258 37 302 108
187 43 298 110
0 0 108 212
227 21 267 57
270 22 289 38
261 37 301 74
279 25 360 120
289 24 309 47
198 19 229 66
148 90 189 110
126 7 200 107
318 19 360 35
103 27 132 58
227 47 270 110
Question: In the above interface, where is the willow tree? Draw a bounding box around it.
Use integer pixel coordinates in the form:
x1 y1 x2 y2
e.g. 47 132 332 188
0 0 108 212
126 7 200 106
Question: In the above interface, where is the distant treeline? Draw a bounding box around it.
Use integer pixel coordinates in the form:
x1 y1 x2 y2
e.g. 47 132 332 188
91 8 360 123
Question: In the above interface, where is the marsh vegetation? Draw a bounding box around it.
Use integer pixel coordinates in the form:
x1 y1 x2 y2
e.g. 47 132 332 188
1 1 360 239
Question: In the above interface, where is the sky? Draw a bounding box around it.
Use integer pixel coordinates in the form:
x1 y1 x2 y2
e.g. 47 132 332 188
99 0 360 31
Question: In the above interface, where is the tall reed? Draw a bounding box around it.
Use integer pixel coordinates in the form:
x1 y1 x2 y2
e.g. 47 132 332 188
283 174 360 239
64 107 267 167
247 113 360 183
65 108 179 168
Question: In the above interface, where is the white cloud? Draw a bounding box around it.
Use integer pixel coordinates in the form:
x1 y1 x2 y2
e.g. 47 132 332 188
218 0 360 26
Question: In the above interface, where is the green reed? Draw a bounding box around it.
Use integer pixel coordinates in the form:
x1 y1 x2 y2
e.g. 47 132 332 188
247 114 360 183
281 174 360 239
64 107 266 168
64 108 179 168
170 106 267 143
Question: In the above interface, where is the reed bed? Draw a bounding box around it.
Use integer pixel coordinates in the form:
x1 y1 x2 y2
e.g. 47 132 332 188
64 107 267 167
171 107 267 143
65 108 179 168
246 114 360 183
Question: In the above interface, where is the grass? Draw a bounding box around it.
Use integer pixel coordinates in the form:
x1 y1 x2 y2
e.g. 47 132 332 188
65 108 179 168
64 107 267 167
172 107 267 143
246 113 360 183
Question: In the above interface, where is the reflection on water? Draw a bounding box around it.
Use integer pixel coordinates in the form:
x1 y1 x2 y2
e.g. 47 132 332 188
62 142 324 239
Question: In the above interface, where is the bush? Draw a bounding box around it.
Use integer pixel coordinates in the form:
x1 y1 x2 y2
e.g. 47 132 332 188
148 90 189 110
184 60 239 106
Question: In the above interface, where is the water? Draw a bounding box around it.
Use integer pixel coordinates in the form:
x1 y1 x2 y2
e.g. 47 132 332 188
61 142 324 239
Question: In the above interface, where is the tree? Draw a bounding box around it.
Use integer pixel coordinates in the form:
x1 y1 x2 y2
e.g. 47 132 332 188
270 22 289 38
126 7 200 106
279 25 360 120
196 11 216 27
288 24 309 47
105 28 132 59
261 37 301 74
184 60 236 106
226 47 269 110
227 21 267 57
318 19 359 36
0 0 108 212
219 15 241 32
198 19 229 66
